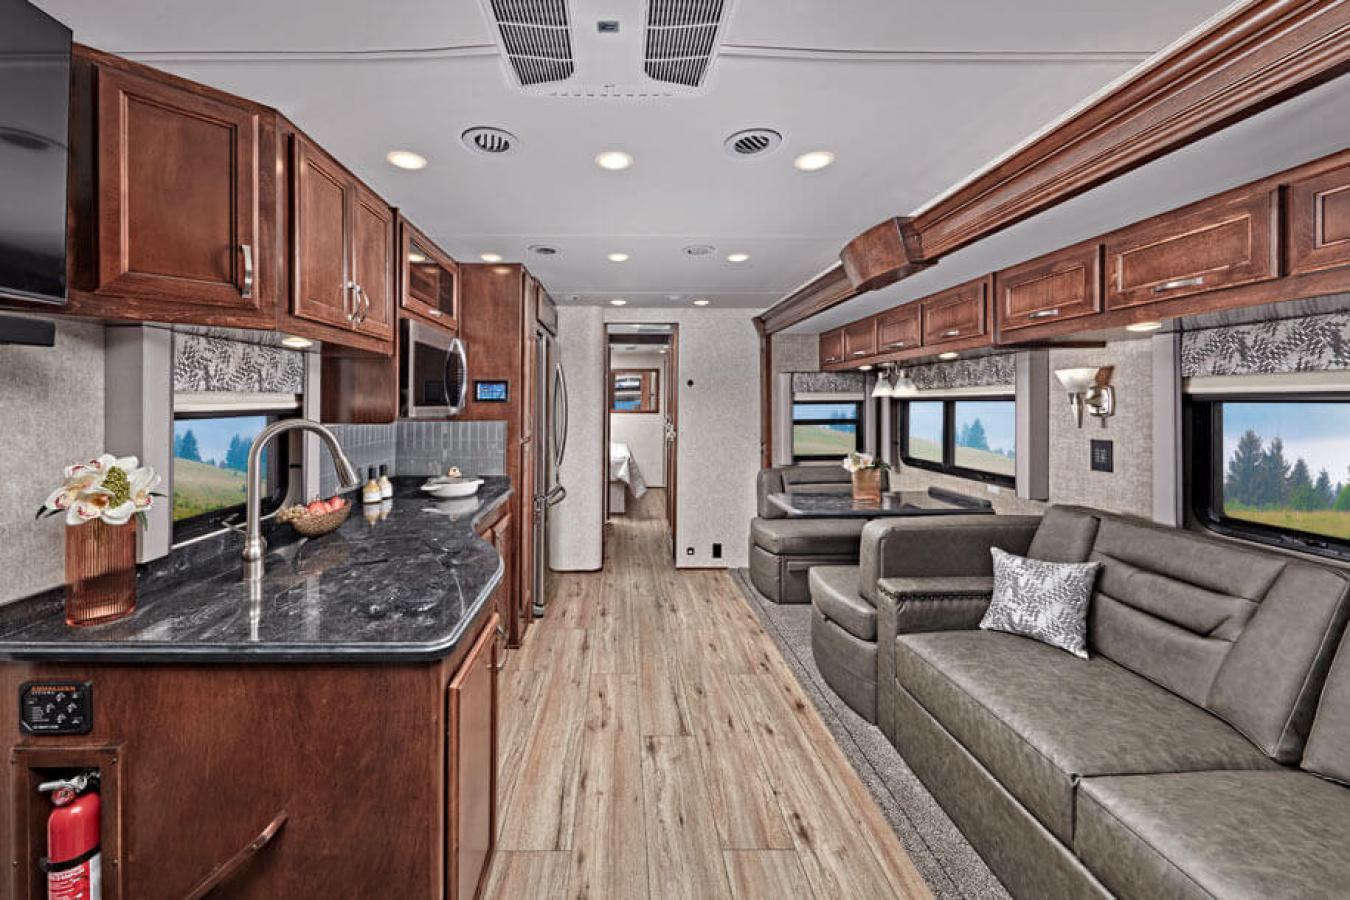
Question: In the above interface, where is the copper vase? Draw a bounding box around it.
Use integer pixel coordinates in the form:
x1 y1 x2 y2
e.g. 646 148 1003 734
64 520 137 627
851 468 883 503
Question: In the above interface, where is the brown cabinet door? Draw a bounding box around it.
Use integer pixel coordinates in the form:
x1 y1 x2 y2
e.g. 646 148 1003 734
350 184 395 341
842 319 877 361
922 278 988 345
1289 162 1350 276
95 66 264 316
1105 188 1278 310
400 218 459 329
292 137 354 330
819 329 845 368
448 613 499 900
995 242 1102 334
876 305 920 353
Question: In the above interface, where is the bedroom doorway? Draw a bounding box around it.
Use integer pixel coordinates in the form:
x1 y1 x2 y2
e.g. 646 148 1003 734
605 323 678 561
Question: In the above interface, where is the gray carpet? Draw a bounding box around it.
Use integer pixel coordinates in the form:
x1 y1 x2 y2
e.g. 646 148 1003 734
731 568 1010 900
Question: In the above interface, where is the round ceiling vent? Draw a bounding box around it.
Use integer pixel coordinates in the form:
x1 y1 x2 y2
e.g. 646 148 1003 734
724 128 782 158
461 127 517 155
528 244 560 256
683 244 716 257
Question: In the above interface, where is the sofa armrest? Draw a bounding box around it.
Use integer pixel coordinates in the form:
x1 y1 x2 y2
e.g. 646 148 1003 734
878 576 995 634
859 514 1041 606
756 468 787 518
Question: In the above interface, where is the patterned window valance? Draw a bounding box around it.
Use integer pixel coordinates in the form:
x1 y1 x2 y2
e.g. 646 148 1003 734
905 353 1015 391
1182 310 1350 378
792 372 866 394
173 333 305 393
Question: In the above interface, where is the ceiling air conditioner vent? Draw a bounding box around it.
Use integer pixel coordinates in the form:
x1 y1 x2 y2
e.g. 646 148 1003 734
486 0 576 87
462 127 518 155
724 128 781 158
644 0 728 88
683 244 716 257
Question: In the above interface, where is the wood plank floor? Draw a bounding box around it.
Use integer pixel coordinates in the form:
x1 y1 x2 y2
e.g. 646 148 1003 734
483 489 932 900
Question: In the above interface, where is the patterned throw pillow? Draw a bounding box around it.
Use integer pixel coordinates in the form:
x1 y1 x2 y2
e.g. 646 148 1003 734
980 547 1101 658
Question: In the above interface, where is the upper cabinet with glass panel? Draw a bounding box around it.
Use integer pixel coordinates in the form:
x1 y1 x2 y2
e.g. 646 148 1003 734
399 218 458 331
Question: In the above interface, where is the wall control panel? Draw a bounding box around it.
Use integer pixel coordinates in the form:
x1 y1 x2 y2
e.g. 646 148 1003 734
1091 439 1114 473
20 681 92 735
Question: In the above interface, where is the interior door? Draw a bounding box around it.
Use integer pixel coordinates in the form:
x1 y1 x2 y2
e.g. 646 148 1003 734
665 326 679 555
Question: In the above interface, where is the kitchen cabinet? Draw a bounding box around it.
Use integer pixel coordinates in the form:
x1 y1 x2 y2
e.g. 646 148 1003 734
994 242 1102 336
876 305 920 354
478 511 515 649
922 278 988 346
291 135 394 341
842 319 878 362
1289 161 1350 276
819 328 845 368
1105 188 1278 310
86 62 272 325
448 612 499 900
400 217 459 329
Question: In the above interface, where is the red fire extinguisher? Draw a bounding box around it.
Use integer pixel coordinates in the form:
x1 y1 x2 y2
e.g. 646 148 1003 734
38 770 101 900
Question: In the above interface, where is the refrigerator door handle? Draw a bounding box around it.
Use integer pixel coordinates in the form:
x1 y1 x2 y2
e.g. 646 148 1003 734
552 360 569 472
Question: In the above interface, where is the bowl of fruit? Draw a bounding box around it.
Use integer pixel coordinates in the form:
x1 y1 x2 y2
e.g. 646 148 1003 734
276 495 351 537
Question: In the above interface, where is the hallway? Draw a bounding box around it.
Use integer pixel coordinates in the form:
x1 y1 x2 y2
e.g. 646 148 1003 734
483 489 931 899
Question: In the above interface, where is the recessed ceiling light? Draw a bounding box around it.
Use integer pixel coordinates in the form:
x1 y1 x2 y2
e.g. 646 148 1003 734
408 252 427 264
607 252 629 263
595 150 633 171
794 150 835 172
610 298 628 306
386 150 427 170
1126 320 1164 332
280 335 314 350
727 253 750 263
938 351 960 361
692 299 710 307
480 253 503 263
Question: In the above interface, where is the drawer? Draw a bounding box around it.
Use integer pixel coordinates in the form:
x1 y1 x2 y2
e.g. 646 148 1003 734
876 305 921 353
842 319 877 361
995 242 1101 334
819 329 845 368
1289 161 1350 276
1105 188 1278 310
922 278 988 346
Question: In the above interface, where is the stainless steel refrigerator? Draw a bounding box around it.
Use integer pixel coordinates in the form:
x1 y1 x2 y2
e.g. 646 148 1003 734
533 326 568 616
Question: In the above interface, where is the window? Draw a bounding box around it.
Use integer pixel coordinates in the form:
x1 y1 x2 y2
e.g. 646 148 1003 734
172 412 289 543
792 401 862 461
610 369 660 413
1190 396 1350 561
897 398 1016 485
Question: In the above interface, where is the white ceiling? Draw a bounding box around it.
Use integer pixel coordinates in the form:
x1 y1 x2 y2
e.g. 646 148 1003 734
36 0 1232 310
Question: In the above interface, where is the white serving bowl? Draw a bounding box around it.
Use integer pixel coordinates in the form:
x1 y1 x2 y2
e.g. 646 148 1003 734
428 478 483 499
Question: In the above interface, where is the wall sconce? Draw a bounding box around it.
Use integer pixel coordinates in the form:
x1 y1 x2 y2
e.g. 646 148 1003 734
870 365 917 399
1054 366 1114 428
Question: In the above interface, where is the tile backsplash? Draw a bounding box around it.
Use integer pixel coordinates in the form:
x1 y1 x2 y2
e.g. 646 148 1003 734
319 420 507 496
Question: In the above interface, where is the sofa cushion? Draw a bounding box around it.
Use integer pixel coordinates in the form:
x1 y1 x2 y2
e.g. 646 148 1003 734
749 517 866 555
1076 771 1350 900
893 630 1277 845
1027 506 1099 562
1302 627 1350 784
809 566 875 641
779 465 853 488
1086 515 1350 762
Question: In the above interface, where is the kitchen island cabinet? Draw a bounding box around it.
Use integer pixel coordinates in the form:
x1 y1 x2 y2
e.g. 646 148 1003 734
0 479 509 899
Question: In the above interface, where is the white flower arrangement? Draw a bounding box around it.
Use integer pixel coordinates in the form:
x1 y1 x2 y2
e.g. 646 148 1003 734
36 454 162 527
842 451 889 473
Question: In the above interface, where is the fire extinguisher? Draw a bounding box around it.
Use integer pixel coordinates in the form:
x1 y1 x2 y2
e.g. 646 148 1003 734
38 770 101 900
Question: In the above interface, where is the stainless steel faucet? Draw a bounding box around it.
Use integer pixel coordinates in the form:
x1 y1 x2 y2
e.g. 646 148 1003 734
241 418 361 581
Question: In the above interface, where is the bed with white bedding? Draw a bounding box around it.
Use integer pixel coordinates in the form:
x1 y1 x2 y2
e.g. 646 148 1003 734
609 441 647 514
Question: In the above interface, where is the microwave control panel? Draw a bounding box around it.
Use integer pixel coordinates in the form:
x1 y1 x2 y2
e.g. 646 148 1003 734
20 681 93 735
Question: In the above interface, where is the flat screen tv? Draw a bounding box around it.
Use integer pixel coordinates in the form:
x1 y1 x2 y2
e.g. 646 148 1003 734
0 0 72 304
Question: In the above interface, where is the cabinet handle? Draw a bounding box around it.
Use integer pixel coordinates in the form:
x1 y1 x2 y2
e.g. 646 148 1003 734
851 350 867 357
1028 308 1060 319
491 623 508 672
239 244 254 300
887 340 907 349
824 356 839 363
344 281 359 323
1152 276 1205 294
941 328 961 338
428 308 443 317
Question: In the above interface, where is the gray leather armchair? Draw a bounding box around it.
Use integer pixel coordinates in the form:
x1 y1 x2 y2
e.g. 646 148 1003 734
747 465 865 603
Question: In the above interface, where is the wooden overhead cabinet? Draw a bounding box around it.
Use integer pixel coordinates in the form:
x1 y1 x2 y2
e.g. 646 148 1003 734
1288 161 1350 276
876 305 921 354
820 328 845 368
400 218 459 329
291 135 394 342
922 278 988 346
1104 188 1278 311
84 61 272 325
842 319 878 362
995 242 1102 336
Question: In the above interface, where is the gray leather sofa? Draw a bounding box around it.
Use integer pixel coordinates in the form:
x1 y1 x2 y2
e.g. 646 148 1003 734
826 506 1350 898
748 465 865 603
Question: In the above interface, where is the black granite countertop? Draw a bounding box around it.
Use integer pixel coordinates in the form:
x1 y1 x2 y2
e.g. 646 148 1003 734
768 486 994 519
0 477 511 663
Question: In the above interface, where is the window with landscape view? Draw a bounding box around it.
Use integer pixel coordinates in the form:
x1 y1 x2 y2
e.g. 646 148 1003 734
898 397 1016 485
792 401 862 460
172 414 286 541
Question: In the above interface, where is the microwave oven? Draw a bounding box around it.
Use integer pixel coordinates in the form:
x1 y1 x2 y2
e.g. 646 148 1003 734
400 319 468 418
